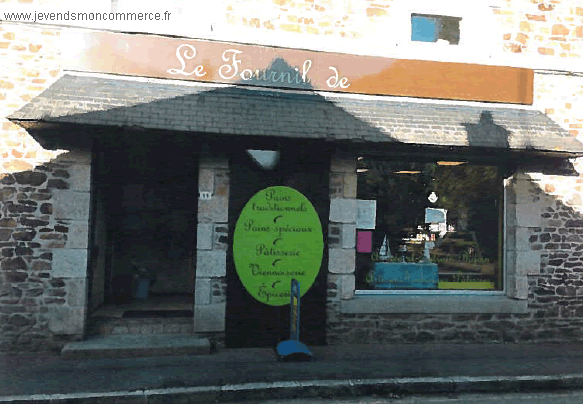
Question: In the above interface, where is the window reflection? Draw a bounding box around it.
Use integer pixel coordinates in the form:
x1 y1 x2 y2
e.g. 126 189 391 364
356 158 502 291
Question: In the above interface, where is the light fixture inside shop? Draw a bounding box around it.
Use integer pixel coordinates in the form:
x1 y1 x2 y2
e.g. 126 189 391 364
246 149 280 170
394 170 422 174
436 161 466 166
357 168 369 173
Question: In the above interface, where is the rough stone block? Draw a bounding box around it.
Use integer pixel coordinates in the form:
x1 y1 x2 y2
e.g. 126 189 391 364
213 223 229 250
341 223 356 249
200 157 229 170
514 178 541 205
505 225 516 252
329 274 355 300
194 302 226 333
194 277 212 306
53 190 90 220
330 156 356 173
506 275 529 300
516 251 541 276
328 247 355 274
65 164 91 192
213 171 230 198
196 223 213 250
343 173 357 198
515 227 536 252
506 203 517 228
64 220 89 249
52 248 89 277
196 250 226 277
506 250 516 275
198 169 214 193
57 149 92 165
329 173 343 198
516 203 543 227
198 196 228 222
49 306 85 335
329 198 357 223
66 277 88 307
505 181 517 204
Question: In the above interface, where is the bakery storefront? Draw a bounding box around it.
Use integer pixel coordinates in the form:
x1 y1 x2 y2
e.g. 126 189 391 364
9 30 583 349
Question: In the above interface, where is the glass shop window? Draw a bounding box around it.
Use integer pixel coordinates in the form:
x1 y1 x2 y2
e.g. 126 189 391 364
411 14 461 45
355 158 503 291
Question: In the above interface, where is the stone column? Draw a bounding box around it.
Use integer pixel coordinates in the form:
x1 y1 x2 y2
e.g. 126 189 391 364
505 171 551 299
194 157 229 336
326 152 357 343
48 149 92 338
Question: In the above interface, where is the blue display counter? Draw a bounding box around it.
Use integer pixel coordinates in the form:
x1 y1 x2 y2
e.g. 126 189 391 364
370 262 438 289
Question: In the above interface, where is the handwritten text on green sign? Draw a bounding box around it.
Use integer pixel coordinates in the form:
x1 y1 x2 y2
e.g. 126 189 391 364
233 186 324 306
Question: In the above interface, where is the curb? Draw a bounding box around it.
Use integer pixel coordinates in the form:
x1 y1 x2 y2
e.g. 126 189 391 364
3 374 583 403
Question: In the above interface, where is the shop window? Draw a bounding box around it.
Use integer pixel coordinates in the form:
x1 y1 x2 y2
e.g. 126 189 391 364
355 158 503 292
411 14 461 45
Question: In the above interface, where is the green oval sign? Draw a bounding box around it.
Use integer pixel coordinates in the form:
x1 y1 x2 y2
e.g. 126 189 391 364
233 186 324 306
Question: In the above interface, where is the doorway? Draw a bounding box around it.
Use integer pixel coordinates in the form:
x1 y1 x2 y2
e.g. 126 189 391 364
225 144 330 348
89 133 199 320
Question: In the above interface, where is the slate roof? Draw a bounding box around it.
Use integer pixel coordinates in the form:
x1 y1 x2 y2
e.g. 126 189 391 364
9 73 583 155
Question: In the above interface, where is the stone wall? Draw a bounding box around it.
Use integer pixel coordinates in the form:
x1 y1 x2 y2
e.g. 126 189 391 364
1 22 93 352
0 149 92 351
225 0 391 38
222 0 582 62
534 72 583 143
495 0 583 58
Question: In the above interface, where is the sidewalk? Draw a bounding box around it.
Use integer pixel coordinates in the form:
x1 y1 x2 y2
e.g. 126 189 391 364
3 342 583 403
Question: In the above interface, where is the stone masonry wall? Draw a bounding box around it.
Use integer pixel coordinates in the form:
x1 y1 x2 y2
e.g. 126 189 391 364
0 148 92 352
535 73 583 145
495 0 583 58
225 0 391 38
222 0 583 60
2 2 583 350
1 22 92 352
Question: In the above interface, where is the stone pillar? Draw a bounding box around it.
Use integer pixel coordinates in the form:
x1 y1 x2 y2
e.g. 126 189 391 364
328 153 357 295
47 149 92 337
505 171 551 299
194 157 229 335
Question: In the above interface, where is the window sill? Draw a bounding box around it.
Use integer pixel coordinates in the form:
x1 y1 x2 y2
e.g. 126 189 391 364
340 294 529 314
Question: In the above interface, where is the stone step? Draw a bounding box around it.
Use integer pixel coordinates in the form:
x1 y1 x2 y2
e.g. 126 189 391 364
88 317 194 336
61 334 211 360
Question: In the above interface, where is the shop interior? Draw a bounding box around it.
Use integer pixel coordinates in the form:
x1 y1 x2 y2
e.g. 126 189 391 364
355 157 503 291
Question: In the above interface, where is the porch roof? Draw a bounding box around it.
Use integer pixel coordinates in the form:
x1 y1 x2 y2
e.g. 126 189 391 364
9 72 583 157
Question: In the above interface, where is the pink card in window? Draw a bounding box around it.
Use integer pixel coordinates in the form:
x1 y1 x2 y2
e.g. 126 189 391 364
357 231 373 253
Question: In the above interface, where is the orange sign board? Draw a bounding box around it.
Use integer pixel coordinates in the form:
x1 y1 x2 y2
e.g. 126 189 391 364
64 31 533 104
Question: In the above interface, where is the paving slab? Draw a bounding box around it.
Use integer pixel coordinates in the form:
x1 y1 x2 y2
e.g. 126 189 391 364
60 335 211 360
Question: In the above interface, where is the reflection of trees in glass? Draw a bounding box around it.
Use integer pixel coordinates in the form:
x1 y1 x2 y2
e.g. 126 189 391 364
432 165 500 259
357 160 434 230
357 159 500 261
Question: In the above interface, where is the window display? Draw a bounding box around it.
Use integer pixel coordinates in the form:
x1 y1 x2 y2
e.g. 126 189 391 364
356 158 503 291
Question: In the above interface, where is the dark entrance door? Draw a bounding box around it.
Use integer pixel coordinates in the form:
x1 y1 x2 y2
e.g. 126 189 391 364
225 144 330 348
